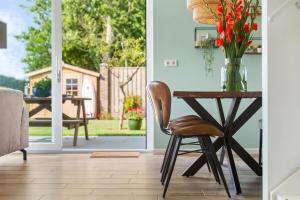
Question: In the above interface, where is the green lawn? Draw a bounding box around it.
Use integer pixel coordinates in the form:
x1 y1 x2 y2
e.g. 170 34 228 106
29 120 146 136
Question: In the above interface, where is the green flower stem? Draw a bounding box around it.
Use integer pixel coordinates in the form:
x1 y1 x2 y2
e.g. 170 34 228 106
225 58 243 92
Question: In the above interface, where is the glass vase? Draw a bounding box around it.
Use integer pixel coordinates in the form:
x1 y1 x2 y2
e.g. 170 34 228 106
221 58 247 92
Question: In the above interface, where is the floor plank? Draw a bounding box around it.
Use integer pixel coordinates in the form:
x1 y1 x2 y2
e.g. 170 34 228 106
0 153 262 200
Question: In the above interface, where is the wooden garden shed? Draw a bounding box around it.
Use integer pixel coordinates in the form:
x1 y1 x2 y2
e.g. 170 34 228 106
27 63 100 119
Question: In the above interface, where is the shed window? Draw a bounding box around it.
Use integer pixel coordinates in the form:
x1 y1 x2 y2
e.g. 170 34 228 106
66 78 78 96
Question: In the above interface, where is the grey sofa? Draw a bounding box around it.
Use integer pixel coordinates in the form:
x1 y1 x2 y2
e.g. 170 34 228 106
0 89 29 160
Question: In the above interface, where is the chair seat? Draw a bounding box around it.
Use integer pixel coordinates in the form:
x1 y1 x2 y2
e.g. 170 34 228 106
170 115 200 124
169 119 224 137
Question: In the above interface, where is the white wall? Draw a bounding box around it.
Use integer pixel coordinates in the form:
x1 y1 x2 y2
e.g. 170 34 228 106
266 0 300 198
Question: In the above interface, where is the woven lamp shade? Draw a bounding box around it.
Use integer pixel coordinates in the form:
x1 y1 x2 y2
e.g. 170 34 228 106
193 1 219 25
187 0 203 10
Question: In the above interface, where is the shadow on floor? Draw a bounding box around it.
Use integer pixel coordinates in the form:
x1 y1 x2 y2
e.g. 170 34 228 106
30 136 146 149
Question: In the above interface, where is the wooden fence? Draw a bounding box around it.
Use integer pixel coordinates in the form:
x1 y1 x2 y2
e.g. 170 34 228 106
99 67 146 118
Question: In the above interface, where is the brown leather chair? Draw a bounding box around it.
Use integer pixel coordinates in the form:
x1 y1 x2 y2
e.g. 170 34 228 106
147 81 230 198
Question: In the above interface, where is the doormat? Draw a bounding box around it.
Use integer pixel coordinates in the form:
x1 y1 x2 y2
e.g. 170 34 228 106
90 151 140 158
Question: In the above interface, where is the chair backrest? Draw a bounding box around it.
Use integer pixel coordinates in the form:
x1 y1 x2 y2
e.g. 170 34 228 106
146 81 171 130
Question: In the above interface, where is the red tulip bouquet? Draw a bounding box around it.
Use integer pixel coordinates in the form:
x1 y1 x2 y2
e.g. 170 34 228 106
213 0 260 91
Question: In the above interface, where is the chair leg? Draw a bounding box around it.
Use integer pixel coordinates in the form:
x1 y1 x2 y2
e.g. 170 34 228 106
205 136 231 198
20 149 27 161
207 162 211 173
259 128 263 166
163 136 182 198
161 135 173 173
219 146 226 165
198 137 220 184
161 135 176 184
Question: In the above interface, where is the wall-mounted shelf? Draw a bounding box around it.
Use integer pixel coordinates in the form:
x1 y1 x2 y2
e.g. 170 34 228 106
194 27 262 55
245 37 262 55
194 27 217 49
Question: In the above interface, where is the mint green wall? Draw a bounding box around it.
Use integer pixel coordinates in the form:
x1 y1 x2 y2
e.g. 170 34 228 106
153 0 262 149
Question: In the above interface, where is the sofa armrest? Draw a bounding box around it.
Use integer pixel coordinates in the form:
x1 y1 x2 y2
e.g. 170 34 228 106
20 106 29 149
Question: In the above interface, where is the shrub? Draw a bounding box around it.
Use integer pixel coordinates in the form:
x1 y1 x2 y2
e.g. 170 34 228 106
124 96 142 113
33 78 51 91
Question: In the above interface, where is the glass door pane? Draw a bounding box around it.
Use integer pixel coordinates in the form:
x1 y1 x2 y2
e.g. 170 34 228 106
61 0 147 150
0 0 62 149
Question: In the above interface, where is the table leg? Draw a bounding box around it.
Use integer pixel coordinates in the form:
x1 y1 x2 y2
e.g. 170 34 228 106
76 101 81 119
29 104 51 117
231 139 262 176
182 97 262 194
222 98 242 194
81 100 89 140
216 98 226 165
224 137 242 194
183 98 262 175
73 123 79 146
72 101 81 146
183 98 223 130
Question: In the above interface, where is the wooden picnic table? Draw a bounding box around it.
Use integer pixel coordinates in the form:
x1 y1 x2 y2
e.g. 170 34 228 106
24 96 91 146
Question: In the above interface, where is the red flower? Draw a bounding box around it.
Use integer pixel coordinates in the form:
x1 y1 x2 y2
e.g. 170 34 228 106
216 38 224 46
214 0 260 58
248 40 253 46
226 30 233 42
237 35 242 43
252 23 258 31
227 18 234 30
227 11 234 17
217 3 223 16
237 0 243 6
236 6 243 13
217 20 224 34
244 23 250 33
236 12 242 21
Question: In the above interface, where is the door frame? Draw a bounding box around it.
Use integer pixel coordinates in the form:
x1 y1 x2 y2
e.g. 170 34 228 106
146 0 154 151
29 0 153 152
29 0 63 151
29 0 154 152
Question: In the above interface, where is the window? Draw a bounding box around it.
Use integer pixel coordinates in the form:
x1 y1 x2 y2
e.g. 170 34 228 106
66 78 78 96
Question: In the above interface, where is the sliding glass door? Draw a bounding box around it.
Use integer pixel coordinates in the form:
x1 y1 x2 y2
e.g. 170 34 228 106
26 0 62 151
1 0 149 151
30 0 63 150
0 0 62 150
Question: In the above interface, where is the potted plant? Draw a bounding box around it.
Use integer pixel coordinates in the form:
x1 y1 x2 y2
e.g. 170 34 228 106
125 96 143 130
214 0 260 91
32 78 51 97
127 107 143 130
200 36 216 75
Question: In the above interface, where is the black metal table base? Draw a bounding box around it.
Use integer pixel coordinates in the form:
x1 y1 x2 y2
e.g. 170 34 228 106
181 97 262 194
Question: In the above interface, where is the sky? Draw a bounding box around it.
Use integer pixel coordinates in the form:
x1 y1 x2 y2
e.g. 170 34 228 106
0 0 34 79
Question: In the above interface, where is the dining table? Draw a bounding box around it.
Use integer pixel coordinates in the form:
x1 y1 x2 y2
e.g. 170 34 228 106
173 91 262 194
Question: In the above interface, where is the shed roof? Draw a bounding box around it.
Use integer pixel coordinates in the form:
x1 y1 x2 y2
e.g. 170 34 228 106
27 63 100 78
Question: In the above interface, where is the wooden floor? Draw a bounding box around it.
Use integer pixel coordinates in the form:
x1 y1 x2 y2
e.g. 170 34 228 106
0 153 261 200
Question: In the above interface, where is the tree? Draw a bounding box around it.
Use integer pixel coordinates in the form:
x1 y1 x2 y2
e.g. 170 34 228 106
17 0 146 72
0 75 26 91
